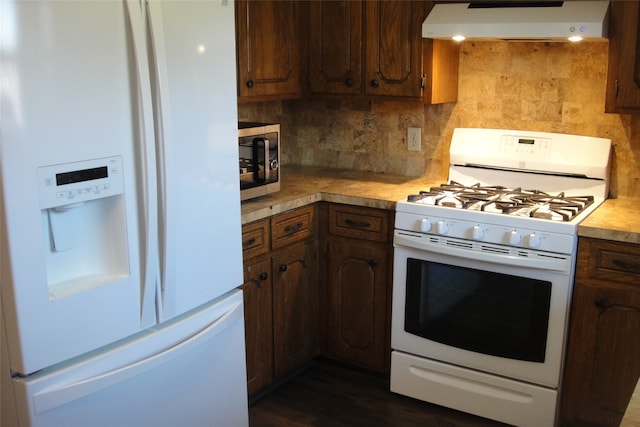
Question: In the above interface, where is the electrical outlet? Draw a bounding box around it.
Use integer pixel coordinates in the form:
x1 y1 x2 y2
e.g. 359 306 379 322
408 127 421 151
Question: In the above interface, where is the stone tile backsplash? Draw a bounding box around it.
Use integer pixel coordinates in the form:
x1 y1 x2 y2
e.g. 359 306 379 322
238 41 640 199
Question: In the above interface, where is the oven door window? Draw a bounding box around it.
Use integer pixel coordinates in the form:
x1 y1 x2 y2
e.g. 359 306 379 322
404 258 552 363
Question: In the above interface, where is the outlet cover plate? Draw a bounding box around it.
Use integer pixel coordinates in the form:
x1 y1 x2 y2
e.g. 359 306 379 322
408 127 421 151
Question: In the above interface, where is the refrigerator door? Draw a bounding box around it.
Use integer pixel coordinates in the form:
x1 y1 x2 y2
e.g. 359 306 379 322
9 290 248 427
145 0 243 321
0 0 149 374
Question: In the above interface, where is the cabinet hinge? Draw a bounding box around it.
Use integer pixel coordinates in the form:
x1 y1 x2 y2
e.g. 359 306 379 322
421 74 427 89
615 79 619 97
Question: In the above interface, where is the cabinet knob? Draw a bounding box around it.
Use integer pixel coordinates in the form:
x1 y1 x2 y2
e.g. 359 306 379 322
369 259 379 267
345 78 353 88
594 298 606 309
370 79 379 88
246 80 254 89
279 264 288 272
259 272 268 281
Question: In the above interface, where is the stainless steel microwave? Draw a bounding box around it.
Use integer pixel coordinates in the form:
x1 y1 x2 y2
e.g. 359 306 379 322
238 122 280 201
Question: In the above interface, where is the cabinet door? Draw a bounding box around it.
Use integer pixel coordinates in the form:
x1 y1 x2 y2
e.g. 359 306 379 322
326 239 389 372
240 258 273 396
561 238 640 426
561 284 640 427
605 1 640 112
364 0 425 97
308 0 363 95
235 0 300 100
272 241 318 379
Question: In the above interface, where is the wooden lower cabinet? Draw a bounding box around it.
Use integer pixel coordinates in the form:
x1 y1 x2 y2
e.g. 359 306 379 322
325 238 390 372
272 241 319 379
560 237 640 426
240 258 273 396
240 202 394 396
240 206 319 397
322 203 393 373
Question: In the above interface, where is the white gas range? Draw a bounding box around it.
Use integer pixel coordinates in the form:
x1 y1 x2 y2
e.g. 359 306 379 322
390 128 611 427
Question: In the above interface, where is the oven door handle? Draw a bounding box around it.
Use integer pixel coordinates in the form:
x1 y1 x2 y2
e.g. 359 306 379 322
394 231 570 273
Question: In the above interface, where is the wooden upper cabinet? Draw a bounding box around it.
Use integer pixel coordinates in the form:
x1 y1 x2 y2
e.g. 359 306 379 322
308 0 458 103
235 0 301 102
308 1 363 95
605 1 640 113
364 0 424 98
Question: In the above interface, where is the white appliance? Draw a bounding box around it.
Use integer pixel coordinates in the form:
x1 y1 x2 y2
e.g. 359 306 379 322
0 1 247 425
422 1 610 41
390 128 611 426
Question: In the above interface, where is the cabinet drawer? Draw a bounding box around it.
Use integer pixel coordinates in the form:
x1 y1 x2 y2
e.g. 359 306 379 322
329 204 389 242
580 238 640 286
271 205 314 250
242 219 270 259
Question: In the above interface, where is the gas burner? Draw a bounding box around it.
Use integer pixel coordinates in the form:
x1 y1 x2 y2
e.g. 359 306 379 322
406 182 594 222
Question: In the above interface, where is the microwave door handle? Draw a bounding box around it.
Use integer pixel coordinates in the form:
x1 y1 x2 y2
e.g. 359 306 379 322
263 138 270 181
252 138 266 183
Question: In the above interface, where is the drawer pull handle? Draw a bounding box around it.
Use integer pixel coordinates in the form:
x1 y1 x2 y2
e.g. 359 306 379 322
259 272 268 281
594 298 607 309
345 219 371 228
280 264 288 272
284 222 303 234
612 259 640 272
242 237 256 248
369 259 379 267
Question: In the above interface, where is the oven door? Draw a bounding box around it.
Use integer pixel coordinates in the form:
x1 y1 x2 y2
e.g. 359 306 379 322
391 230 575 389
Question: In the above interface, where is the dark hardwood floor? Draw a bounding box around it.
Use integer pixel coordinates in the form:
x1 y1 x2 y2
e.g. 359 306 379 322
248 359 510 427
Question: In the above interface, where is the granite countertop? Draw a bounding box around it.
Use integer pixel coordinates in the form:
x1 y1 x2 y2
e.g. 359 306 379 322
578 198 640 244
240 165 441 224
244 168 640 245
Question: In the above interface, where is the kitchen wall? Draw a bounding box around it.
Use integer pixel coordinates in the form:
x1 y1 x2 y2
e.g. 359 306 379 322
238 40 640 199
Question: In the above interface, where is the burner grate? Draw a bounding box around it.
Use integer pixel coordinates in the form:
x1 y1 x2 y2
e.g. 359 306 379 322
407 182 594 222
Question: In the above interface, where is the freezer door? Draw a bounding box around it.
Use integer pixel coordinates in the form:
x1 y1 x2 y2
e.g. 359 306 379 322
0 0 150 374
145 0 243 321
10 290 248 427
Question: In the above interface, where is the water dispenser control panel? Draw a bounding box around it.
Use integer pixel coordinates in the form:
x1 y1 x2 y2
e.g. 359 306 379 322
37 156 125 209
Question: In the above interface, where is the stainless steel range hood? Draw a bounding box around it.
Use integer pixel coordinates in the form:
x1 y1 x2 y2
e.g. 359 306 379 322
422 1 609 42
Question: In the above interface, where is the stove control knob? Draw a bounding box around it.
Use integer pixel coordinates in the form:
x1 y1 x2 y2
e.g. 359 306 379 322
436 220 449 235
419 218 432 232
528 233 541 249
508 230 521 246
471 225 484 240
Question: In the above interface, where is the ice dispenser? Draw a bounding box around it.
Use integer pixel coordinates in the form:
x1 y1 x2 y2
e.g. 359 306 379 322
37 156 130 300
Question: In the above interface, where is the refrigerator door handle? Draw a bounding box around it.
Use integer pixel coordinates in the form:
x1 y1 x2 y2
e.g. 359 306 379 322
145 0 173 320
31 299 243 415
124 0 161 327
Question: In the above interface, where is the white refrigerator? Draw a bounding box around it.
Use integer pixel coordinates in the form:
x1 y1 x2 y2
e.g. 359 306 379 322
0 0 248 425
